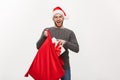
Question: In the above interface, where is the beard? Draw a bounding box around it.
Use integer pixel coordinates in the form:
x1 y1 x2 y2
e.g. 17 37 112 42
54 21 63 28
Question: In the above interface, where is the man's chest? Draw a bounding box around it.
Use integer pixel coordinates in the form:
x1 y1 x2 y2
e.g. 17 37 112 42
50 30 70 41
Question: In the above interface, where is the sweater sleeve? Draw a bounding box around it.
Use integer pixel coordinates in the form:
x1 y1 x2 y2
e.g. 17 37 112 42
63 31 79 53
36 29 47 49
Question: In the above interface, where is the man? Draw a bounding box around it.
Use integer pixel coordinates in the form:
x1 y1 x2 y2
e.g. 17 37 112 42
36 6 79 80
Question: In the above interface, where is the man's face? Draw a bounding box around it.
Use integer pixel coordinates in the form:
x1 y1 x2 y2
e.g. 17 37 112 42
53 14 64 28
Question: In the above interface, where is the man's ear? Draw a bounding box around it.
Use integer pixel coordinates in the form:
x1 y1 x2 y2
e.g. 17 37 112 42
52 17 54 21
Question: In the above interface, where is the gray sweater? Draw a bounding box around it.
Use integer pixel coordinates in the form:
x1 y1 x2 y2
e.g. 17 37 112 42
36 27 79 69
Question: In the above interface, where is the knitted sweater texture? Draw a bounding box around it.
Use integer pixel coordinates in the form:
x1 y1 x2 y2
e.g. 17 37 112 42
36 27 79 69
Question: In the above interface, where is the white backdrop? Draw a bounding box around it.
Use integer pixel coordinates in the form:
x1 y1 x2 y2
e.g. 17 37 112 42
0 0 120 80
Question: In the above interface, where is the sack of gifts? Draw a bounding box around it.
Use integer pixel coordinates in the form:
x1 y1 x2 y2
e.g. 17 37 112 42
24 30 64 80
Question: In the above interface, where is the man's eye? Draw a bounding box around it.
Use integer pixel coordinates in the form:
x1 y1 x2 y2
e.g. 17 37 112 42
54 17 58 18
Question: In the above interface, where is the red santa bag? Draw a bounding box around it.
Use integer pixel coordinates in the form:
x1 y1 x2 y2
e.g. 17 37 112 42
24 30 64 80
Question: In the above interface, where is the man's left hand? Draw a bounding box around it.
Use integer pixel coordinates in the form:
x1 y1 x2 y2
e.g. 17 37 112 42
57 39 66 46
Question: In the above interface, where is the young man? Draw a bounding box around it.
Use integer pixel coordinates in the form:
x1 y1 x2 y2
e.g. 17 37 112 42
36 6 79 80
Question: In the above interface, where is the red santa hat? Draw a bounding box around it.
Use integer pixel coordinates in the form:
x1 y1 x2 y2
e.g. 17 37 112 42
52 6 68 19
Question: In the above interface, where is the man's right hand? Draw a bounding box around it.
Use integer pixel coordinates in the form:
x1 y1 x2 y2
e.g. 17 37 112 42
44 30 48 37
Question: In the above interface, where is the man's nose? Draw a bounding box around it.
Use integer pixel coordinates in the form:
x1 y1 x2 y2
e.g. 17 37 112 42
57 17 61 20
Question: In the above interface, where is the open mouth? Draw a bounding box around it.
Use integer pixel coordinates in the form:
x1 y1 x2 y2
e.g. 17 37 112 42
56 21 61 23
55 20 63 27
56 22 61 25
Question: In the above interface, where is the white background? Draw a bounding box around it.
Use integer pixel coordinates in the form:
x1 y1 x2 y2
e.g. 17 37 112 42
0 0 120 80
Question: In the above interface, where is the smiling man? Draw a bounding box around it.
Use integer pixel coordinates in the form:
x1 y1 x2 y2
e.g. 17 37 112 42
54 13 63 27
36 6 79 80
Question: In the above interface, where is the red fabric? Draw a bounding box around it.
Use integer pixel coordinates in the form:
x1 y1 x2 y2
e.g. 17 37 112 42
53 6 66 16
24 30 64 80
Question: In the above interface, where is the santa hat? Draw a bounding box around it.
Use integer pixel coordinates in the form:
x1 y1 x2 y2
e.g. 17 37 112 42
52 6 68 19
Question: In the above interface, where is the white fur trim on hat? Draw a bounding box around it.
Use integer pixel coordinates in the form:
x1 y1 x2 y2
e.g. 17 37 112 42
53 10 65 17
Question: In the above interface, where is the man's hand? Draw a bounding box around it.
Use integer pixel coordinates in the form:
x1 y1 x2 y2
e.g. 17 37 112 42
57 39 66 46
44 30 48 37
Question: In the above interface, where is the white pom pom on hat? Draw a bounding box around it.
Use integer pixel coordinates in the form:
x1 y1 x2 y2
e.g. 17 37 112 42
52 6 69 19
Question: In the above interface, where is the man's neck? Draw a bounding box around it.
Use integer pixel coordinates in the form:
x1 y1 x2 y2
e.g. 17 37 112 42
54 26 64 28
